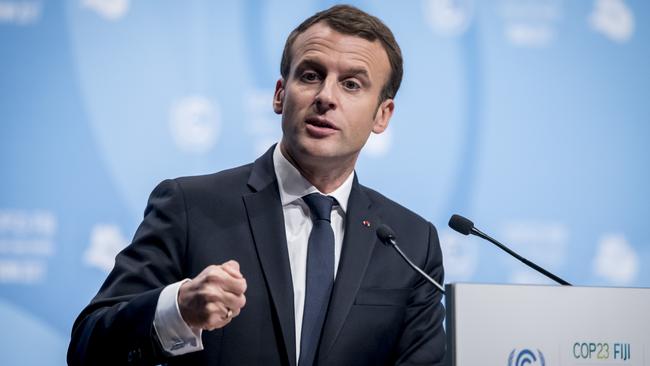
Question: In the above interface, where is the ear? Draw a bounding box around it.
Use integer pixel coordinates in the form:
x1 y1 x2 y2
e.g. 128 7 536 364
372 98 394 134
273 78 285 115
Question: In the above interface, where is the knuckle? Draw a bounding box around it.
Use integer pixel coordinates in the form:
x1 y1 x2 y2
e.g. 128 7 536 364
205 302 218 314
226 260 240 270
241 279 248 293
202 265 219 277
219 292 233 306
233 279 246 294
205 271 223 284
232 295 245 309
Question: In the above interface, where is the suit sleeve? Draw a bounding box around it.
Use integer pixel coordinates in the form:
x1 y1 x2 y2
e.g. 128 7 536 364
67 179 190 366
395 223 446 366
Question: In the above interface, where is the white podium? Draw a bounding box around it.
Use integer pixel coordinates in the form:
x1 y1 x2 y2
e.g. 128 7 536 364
445 283 650 366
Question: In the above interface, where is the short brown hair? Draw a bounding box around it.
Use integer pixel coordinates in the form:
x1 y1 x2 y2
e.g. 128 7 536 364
280 4 403 101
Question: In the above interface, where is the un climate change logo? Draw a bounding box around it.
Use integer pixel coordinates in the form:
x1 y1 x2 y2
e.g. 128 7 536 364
508 349 545 366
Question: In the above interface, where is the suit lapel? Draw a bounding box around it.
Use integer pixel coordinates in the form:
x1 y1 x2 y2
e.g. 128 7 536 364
317 178 378 360
243 147 297 366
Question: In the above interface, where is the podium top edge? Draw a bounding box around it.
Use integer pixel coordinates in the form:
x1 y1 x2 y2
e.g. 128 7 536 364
445 282 650 291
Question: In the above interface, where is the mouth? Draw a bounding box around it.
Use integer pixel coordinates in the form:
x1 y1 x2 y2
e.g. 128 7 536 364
305 117 339 131
304 117 339 138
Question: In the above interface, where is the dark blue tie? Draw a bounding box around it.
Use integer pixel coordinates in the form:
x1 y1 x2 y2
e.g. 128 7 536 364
298 193 335 366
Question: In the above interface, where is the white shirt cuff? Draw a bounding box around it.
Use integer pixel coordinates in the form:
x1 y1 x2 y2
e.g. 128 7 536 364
154 279 204 355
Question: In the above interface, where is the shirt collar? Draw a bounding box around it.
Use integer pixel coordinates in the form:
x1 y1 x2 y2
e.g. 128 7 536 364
273 144 354 213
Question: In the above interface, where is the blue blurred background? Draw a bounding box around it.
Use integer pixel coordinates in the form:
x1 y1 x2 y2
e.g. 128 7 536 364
1 0 648 364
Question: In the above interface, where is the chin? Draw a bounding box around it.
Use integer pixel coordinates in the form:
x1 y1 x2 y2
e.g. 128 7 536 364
298 139 340 157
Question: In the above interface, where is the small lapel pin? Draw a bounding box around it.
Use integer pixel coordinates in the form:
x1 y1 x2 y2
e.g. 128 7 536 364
362 220 371 228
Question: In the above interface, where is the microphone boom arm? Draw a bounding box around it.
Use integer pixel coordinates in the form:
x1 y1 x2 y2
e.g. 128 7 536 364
386 238 446 293
471 227 572 286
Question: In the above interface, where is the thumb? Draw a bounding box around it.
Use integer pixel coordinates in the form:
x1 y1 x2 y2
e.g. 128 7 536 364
222 260 242 278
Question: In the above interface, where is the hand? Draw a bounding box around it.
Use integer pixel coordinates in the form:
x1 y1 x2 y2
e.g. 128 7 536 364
178 260 247 331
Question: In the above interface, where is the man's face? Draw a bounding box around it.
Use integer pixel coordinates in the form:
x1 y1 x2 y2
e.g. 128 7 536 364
274 22 394 170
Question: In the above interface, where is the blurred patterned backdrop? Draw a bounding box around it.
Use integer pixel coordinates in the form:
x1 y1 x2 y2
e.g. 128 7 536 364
1 0 648 364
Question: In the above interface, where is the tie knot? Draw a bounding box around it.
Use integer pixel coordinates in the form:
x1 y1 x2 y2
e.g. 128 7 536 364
302 193 335 222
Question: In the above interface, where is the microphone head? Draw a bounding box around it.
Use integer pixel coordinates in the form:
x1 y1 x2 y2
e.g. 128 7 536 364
448 214 474 235
376 224 396 245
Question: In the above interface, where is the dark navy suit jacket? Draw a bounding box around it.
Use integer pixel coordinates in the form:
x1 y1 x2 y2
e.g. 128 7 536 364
68 146 445 365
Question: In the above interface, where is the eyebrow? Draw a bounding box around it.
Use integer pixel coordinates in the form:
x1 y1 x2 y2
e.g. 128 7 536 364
295 59 371 81
294 59 325 74
345 67 370 81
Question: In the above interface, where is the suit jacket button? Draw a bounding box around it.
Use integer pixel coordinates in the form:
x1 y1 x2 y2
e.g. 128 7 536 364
127 348 142 364
127 350 135 363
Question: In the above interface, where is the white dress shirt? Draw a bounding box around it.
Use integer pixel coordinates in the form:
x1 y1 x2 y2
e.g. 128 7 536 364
153 144 354 361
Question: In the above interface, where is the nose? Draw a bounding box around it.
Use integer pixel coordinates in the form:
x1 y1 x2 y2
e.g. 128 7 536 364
314 77 337 113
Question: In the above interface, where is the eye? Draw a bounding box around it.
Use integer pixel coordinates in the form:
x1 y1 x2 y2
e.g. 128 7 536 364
342 79 361 90
300 71 321 83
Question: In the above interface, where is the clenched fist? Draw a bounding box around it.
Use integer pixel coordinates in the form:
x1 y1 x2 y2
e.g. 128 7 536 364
178 260 247 331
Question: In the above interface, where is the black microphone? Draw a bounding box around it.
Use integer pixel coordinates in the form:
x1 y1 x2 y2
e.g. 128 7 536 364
376 224 445 294
448 214 572 286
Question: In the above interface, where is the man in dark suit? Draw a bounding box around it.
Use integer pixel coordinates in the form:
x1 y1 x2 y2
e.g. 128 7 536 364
68 5 445 366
